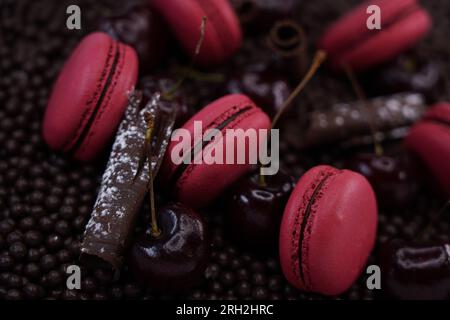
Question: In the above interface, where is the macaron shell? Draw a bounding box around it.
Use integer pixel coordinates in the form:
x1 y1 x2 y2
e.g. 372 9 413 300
162 94 271 209
74 42 138 161
405 104 450 196
43 32 138 161
319 0 416 53
279 165 377 296
318 0 431 71
151 0 242 66
335 9 431 71
307 170 377 295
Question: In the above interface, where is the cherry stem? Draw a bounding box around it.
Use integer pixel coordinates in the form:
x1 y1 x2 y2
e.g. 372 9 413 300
271 50 327 129
417 199 450 241
144 112 161 238
344 65 384 156
257 50 326 187
162 16 207 101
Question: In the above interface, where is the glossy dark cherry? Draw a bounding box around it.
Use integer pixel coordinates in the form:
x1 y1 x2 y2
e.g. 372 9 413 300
226 169 295 251
128 203 209 293
366 55 440 100
380 240 450 300
231 0 302 34
139 76 192 128
346 152 423 211
98 3 168 71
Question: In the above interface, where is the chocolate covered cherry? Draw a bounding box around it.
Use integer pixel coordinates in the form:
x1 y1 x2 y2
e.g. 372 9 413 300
346 152 422 211
226 169 295 251
128 203 209 293
380 240 450 300
98 3 168 71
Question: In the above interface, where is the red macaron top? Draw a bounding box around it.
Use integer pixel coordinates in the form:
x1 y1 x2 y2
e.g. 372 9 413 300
280 165 378 296
318 0 432 71
161 94 271 208
43 32 138 161
151 0 242 66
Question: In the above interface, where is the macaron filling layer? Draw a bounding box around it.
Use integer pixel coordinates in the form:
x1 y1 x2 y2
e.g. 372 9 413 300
329 3 422 61
67 38 121 154
169 104 254 187
297 171 333 287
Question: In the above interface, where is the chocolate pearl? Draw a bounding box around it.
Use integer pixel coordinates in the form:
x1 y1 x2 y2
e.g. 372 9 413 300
47 270 63 287
237 281 251 297
217 252 231 267
19 217 35 231
25 230 43 247
0 219 14 235
45 195 61 211
9 242 27 260
56 249 71 263
124 283 141 299
6 231 23 244
24 283 44 299
221 271 236 287
237 268 249 281
72 216 86 230
59 205 75 220
27 248 42 262
40 254 57 271
10 203 26 219
0 253 13 271
62 289 78 300
82 277 97 293
38 217 54 232
7 274 23 288
252 273 267 286
55 220 70 236
24 263 41 279
93 292 107 300
5 289 23 300
93 268 113 285
109 286 123 299
0 235 4 250
210 281 224 294
13 263 24 275
29 190 45 205
46 234 62 250
205 263 220 280
252 286 269 299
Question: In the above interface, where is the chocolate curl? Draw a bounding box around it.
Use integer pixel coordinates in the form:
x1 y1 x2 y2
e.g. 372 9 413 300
292 92 427 149
267 20 308 80
80 90 175 272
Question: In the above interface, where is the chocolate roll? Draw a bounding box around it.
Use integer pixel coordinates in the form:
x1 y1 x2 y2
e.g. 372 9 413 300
80 90 171 272
292 92 427 149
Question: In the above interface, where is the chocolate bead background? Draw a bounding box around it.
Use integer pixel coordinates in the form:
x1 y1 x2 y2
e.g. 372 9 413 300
1 0 449 300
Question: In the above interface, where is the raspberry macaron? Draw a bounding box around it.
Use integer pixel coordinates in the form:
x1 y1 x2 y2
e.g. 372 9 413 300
318 0 432 72
279 165 378 296
161 94 271 209
43 32 138 162
151 0 242 66
405 103 450 196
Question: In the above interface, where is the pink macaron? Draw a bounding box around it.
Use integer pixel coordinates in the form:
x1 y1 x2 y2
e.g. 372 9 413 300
279 165 378 296
151 0 242 66
318 0 432 72
161 94 270 209
405 103 450 196
43 32 138 162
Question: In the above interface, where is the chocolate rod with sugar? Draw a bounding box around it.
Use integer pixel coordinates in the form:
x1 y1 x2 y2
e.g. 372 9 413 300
80 90 175 272
291 92 427 149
